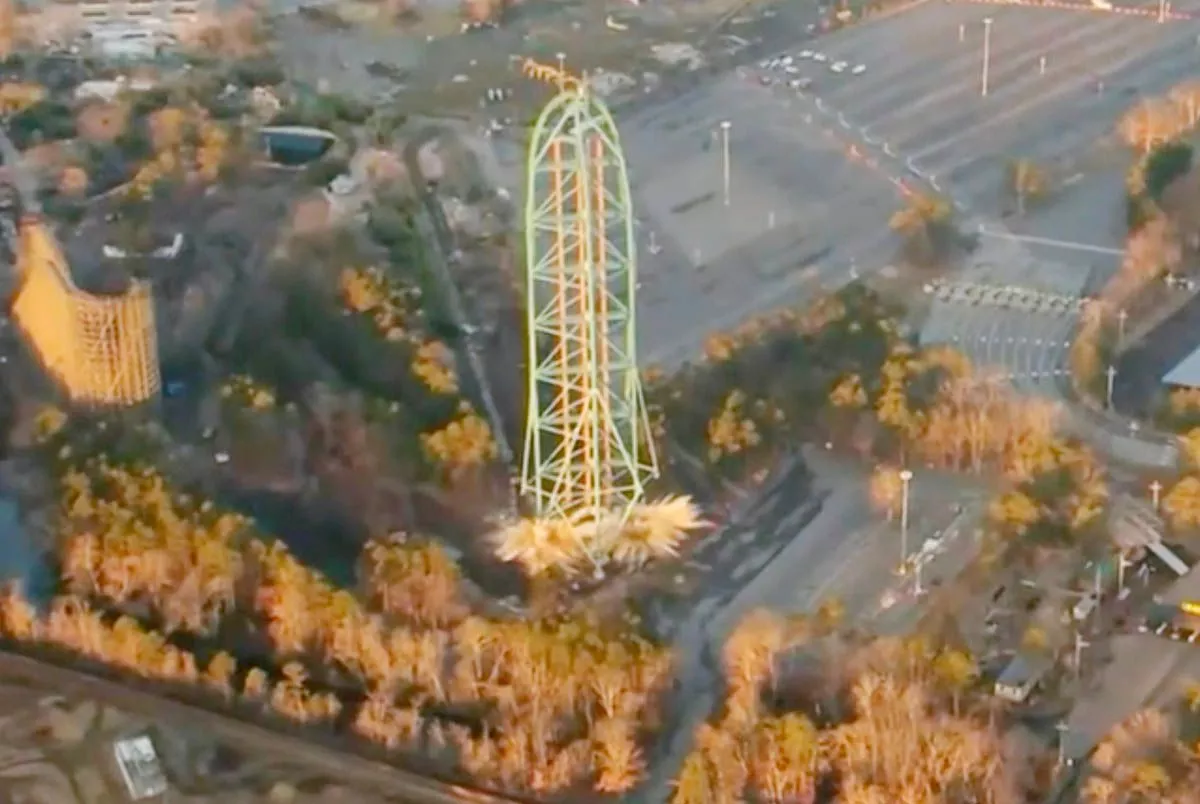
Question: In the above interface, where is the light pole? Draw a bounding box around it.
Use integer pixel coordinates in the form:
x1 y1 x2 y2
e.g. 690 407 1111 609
1056 721 1071 769
1106 365 1116 409
1072 631 1091 678
720 120 732 207
1118 308 1128 348
899 469 913 573
981 18 994 98
1151 480 1163 510
1117 550 1130 600
959 22 965 42
556 51 566 74
1039 54 1047 76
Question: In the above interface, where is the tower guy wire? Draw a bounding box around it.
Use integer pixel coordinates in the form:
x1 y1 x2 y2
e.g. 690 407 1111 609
519 64 658 552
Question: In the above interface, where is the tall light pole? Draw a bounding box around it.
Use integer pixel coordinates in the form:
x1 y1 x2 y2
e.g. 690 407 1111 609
981 18 994 98
1106 365 1117 409
959 22 965 42
1151 480 1163 510
1117 550 1127 599
720 120 732 207
556 51 566 74
899 469 913 573
1072 631 1090 678
1056 722 1070 769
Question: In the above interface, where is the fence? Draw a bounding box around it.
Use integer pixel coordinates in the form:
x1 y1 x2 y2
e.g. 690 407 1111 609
10 215 159 407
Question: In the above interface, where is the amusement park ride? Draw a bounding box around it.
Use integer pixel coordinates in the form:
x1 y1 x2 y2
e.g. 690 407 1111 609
517 58 659 560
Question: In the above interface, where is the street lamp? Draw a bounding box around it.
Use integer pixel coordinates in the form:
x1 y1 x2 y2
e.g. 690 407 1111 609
1039 54 1047 76
1106 365 1117 409
556 51 566 73
899 469 914 573
981 18 994 98
1072 630 1090 678
1056 721 1071 769
1151 480 1163 510
720 120 732 207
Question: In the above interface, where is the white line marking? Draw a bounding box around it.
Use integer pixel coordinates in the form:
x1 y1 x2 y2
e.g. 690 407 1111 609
976 227 1123 255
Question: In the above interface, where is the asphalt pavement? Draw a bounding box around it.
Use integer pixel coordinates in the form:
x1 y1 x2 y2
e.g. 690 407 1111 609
810 1 1200 226
1062 557 1200 761
618 72 899 369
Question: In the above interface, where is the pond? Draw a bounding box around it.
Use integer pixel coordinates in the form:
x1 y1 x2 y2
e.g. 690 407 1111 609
0 496 54 607
258 126 337 167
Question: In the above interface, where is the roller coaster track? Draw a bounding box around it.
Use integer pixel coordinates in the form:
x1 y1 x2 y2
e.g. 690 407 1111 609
0 644 522 804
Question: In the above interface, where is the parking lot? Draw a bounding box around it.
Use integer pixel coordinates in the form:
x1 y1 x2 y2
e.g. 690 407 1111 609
800 0 1200 231
620 70 902 368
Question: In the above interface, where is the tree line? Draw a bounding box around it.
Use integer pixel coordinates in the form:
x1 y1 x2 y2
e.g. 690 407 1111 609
1 452 675 796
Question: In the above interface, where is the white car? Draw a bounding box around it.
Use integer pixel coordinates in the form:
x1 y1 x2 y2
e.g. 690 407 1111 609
785 65 800 75
799 49 814 59
852 64 867 75
830 61 847 73
781 55 794 66
812 52 828 63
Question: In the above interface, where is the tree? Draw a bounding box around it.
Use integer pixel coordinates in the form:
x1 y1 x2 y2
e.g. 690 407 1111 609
1168 80 1200 129
1119 97 1185 154
1164 476 1200 530
1144 141 1194 201
889 191 954 264
933 649 978 716
672 751 714 804
1008 158 1049 216
868 466 903 521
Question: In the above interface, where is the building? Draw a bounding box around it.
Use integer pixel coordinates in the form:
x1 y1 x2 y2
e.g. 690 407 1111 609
993 653 1053 704
23 0 214 44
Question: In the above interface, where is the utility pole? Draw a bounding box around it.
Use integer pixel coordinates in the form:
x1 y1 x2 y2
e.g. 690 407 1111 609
1106 365 1117 409
720 120 732 207
1151 480 1163 510
981 18 994 98
900 469 914 574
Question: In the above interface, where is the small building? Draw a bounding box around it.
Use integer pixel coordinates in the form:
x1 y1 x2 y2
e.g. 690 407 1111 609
112 734 168 800
994 653 1053 703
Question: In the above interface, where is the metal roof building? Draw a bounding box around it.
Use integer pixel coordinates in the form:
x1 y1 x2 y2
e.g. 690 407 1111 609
1163 344 1200 388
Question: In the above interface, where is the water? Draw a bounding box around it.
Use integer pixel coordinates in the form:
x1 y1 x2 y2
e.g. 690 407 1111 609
0 496 53 607
258 129 336 166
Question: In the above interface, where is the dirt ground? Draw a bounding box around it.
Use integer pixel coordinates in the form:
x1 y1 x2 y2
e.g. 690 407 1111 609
0 682 397 803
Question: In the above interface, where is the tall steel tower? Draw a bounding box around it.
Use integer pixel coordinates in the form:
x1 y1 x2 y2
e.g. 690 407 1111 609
520 64 657 535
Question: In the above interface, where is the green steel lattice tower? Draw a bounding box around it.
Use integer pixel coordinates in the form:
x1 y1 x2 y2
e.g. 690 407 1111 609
520 80 658 536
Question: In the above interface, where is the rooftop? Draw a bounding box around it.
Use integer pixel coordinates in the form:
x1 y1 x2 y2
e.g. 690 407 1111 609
1163 343 1200 388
